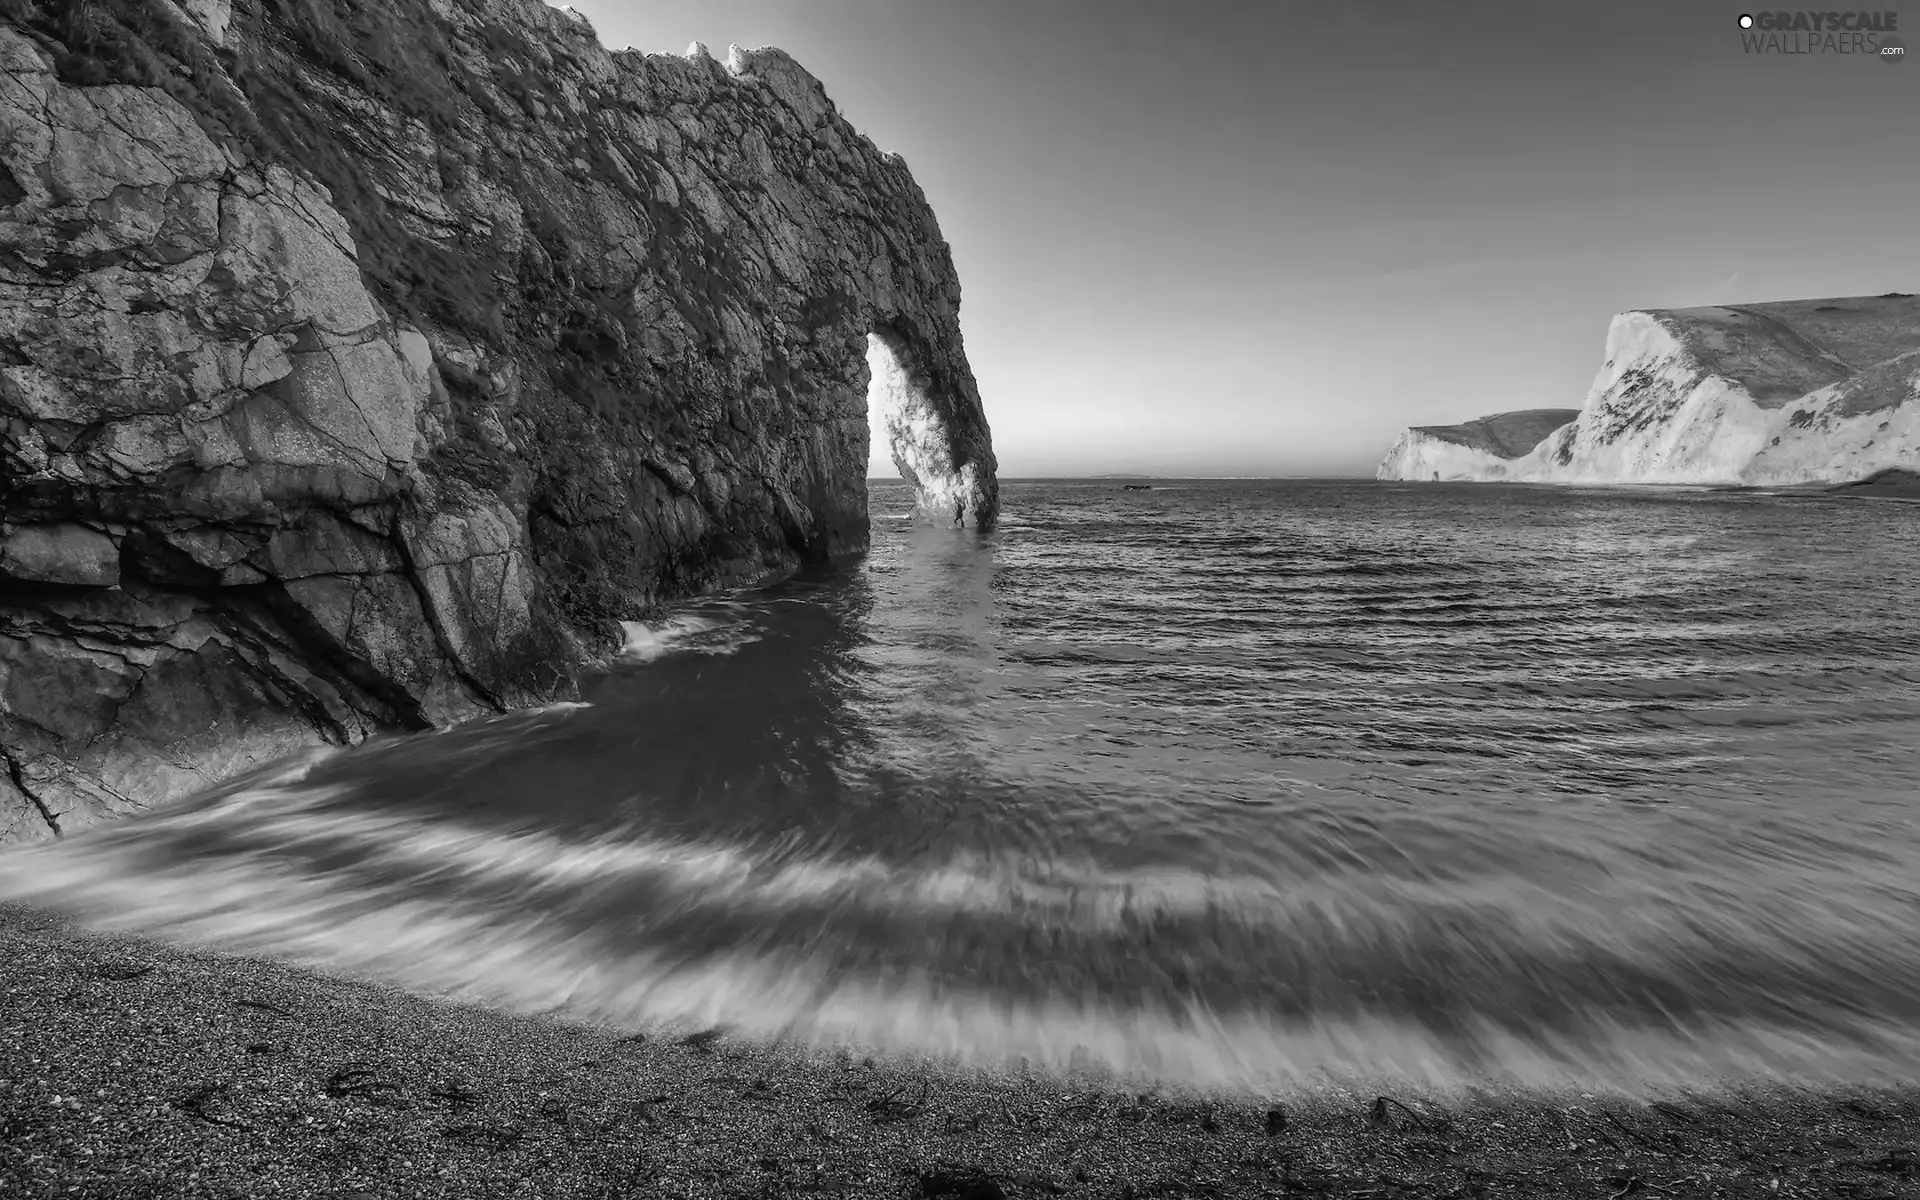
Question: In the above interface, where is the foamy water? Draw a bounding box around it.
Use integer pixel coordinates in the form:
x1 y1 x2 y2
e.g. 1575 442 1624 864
618 609 764 662
5 480 1920 1098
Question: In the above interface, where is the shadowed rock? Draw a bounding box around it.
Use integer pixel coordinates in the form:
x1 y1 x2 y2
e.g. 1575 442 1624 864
0 0 997 842
1829 467 1920 497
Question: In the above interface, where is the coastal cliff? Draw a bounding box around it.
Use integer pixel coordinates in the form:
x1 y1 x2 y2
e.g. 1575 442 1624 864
1375 409 1582 483
1377 294 1920 485
0 0 998 843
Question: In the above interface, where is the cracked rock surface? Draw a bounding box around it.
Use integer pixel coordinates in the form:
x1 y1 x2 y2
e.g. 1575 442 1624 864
0 0 998 843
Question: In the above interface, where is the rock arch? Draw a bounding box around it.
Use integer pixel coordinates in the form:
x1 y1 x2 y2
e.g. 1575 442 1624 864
0 7 1005 843
865 326 997 529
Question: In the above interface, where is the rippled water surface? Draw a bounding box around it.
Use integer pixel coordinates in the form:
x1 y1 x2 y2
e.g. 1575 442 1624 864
7 480 1920 1095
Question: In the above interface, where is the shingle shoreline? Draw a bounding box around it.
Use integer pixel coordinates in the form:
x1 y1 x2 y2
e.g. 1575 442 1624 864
2 904 1915 1199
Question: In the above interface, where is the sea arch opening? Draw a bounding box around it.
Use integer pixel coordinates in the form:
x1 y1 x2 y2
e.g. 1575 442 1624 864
864 327 984 528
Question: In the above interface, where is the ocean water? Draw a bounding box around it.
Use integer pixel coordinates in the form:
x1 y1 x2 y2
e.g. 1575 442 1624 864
6 479 1920 1097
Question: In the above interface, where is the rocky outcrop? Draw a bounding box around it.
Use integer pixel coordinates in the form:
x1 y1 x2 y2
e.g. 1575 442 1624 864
1377 409 1581 482
1377 294 1920 484
0 0 997 843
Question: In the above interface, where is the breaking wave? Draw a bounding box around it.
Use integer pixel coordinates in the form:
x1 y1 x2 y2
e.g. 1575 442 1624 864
618 610 762 662
6 767 1920 1098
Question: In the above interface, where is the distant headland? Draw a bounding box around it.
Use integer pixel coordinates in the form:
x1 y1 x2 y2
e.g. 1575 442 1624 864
1378 293 1920 487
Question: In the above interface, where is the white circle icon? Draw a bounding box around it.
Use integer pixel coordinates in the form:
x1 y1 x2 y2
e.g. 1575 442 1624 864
1738 13 1754 27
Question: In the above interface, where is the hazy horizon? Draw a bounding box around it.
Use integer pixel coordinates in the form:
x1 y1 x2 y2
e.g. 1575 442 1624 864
866 471 1373 480
559 0 1919 480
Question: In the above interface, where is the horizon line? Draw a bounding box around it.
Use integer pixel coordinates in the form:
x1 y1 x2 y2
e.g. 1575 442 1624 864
868 473 1381 482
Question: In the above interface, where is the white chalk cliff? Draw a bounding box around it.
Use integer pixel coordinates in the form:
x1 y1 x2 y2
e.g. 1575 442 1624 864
1377 295 1920 485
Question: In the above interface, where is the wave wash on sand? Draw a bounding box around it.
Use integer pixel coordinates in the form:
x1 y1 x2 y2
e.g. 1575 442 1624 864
6 752 1920 1103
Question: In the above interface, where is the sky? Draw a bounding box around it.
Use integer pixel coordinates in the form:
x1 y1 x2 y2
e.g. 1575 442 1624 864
560 0 1920 478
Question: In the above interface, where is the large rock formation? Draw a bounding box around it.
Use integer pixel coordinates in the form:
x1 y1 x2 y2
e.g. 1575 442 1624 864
0 0 997 843
1378 409 1582 481
1377 294 1920 484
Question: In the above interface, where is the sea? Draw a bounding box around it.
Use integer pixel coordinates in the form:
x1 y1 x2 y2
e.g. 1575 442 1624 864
5 478 1920 1098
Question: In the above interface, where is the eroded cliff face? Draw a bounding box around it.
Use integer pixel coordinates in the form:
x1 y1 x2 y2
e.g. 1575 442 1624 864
1377 295 1920 486
1375 409 1581 483
0 0 998 842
